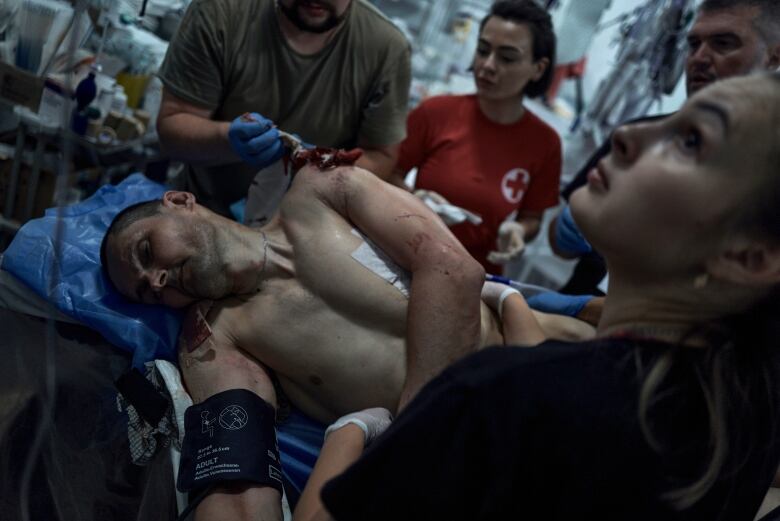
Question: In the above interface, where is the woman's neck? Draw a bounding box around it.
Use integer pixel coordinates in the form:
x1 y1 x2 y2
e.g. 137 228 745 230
596 274 724 346
477 95 526 124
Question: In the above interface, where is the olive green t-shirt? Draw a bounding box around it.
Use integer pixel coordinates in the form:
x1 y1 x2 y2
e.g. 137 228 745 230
158 0 412 216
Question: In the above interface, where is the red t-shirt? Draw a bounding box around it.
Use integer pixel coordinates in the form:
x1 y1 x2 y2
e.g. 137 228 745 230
398 94 561 273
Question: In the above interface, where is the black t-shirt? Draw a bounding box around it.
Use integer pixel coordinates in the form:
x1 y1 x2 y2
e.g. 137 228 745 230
322 339 779 520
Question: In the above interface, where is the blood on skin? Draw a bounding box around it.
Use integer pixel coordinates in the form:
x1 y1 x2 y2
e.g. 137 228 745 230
407 232 431 255
181 301 214 353
292 147 363 170
394 213 426 221
239 112 363 171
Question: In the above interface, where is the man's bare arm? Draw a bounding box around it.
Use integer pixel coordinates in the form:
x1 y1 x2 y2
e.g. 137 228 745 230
156 88 235 163
178 303 284 521
299 166 485 409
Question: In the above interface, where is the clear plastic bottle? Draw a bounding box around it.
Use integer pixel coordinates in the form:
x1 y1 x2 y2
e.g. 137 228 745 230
95 73 117 122
111 84 128 115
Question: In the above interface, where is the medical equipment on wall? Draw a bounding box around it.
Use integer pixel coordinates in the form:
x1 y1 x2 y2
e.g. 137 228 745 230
576 0 695 143
13 0 75 75
1 0 161 516
550 0 612 66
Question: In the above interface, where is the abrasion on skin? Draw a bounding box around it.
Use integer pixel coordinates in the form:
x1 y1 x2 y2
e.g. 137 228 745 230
181 301 214 352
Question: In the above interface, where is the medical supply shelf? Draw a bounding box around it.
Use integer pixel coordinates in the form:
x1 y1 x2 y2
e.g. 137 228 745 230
0 104 160 241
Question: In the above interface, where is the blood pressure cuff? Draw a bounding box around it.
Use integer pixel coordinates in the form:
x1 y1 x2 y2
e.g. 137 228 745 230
177 389 283 493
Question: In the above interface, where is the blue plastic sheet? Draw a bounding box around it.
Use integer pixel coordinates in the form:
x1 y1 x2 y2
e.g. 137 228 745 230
2 174 326 489
277 408 326 496
1 174 183 368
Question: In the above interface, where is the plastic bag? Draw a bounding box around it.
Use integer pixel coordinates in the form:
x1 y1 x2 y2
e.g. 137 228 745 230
1 173 183 368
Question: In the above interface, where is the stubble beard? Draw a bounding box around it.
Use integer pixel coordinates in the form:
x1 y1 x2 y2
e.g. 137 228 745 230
186 222 233 300
278 0 347 34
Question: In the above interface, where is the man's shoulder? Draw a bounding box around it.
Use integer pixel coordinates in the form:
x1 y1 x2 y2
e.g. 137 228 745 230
351 0 410 55
180 300 217 352
283 165 364 217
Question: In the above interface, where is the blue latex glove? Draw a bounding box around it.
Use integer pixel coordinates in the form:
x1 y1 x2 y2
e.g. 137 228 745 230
230 197 246 223
228 112 285 168
526 291 593 317
554 205 592 255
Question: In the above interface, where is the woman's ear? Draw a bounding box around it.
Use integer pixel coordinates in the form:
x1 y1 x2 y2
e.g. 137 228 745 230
533 57 550 82
162 191 196 210
766 42 780 70
707 239 780 287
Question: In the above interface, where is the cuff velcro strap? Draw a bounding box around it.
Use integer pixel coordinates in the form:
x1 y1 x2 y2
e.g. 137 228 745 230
176 389 283 493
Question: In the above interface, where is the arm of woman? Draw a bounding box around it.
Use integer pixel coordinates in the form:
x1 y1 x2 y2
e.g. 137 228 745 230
481 282 546 346
293 408 393 521
292 425 365 521
500 292 547 345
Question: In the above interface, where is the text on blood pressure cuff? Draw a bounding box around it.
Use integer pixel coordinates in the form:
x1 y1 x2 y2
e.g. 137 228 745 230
177 389 283 493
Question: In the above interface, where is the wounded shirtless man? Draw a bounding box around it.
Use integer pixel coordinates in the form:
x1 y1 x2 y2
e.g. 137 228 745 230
102 159 592 520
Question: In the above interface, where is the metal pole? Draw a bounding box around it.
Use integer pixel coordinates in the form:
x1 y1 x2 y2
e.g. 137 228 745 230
23 134 46 222
4 123 26 221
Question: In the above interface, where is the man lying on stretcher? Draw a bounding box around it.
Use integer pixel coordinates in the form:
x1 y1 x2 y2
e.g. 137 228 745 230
101 149 594 521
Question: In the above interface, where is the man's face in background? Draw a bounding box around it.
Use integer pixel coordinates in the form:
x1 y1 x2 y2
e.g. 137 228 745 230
685 5 774 95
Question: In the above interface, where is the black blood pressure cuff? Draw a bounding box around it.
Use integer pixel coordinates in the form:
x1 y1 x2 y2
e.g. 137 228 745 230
176 389 283 493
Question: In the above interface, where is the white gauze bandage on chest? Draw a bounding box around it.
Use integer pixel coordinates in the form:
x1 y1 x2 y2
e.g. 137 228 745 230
350 229 411 298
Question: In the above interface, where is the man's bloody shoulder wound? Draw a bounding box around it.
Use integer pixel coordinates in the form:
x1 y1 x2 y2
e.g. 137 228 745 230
181 300 214 352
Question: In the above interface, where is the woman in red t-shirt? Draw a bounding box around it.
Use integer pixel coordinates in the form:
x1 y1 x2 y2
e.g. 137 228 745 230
393 0 561 274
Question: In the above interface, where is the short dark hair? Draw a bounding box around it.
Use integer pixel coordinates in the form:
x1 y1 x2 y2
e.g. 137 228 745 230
699 0 780 44
479 0 556 98
99 199 162 282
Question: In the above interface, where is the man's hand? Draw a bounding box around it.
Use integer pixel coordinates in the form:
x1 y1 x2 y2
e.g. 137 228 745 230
228 112 285 168
324 408 393 447
487 221 526 265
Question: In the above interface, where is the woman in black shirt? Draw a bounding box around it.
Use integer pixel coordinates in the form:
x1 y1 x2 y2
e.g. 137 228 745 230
296 72 780 521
